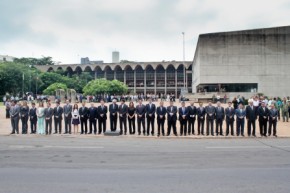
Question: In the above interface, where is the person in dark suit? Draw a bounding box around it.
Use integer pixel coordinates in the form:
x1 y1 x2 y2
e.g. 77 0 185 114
44 102 54 135
79 101 89 134
20 101 29 134
206 101 215 136
235 103 246 136
215 101 225 136
225 101 235 136
145 98 156 136
63 100 72 134
178 101 188 136
157 101 167 137
29 102 37 134
9 100 20 134
136 99 146 135
109 99 118 132
97 100 108 134
197 102 206 135
88 103 98 134
246 100 258 137
53 101 63 134
268 104 278 137
127 102 136 134
187 102 197 135
118 99 128 135
258 101 269 137
167 100 178 136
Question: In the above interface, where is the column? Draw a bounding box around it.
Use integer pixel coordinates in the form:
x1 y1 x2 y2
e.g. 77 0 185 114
165 70 167 95
154 70 157 95
104 71 107 80
114 71 116 80
175 69 177 98
124 70 126 84
94 71 97 80
144 70 146 95
134 70 136 94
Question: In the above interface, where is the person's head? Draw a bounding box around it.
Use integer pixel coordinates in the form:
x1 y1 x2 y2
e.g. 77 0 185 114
129 101 134 108
38 102 43 108
217 101 221 107
82 101 86 107
112 99 117 104
181 101 185 107
228 101 232 107
66 100 70 105
56 101 60 107
100 100 104 106
47 102 51 108
261 101 265 107
32 102 35 108
138 99 142 105
22 101 27 107
148 98 152 104
239 103 243 109
160 101 164 107
73 103 78 110
170 100 174 106
199 102 203 107
208 101 212 106
190 102 194 106
271 104 275 109
283 97 287 102
248 99 253 106
120 99 125 105
90 102 94 107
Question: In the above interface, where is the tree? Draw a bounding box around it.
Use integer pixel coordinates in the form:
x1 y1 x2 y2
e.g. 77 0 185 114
83 79 128 96
43 83 67 95
14 56 55 65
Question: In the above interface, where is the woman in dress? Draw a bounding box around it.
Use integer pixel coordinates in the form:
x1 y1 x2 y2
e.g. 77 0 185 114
36 102 45 135
72 104 80 134
127 101 136 135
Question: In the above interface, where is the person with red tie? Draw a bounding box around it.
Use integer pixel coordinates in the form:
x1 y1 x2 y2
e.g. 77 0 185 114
178 101 188 136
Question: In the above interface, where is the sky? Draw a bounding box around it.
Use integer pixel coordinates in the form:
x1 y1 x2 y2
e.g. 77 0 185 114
1 0 290 64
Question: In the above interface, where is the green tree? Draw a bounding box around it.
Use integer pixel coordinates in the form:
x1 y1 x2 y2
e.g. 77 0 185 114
43 83 67 95
83 79 127 96
14 56 55 65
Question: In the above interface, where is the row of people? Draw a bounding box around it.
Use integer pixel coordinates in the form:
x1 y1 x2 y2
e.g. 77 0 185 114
8 99 279 137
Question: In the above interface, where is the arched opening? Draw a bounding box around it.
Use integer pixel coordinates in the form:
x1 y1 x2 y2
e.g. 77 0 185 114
156 65 165 87
104 66 114 80
75 66 82 76
65 67 73 78
177 64 185 88
135 65 144 88
114 65 124 82
47 67 54 72
145 65 154 88
95 66 104 79
124 65 134 88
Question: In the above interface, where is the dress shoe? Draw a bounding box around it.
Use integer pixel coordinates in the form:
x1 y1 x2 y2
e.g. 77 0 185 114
10 132 15 134
274 134 277 137
174 134 178 136
162 133 165 136
157 134 160 137
53 132 57 134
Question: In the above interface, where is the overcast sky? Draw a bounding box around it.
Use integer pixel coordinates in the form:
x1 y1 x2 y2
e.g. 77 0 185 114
1 0 289 64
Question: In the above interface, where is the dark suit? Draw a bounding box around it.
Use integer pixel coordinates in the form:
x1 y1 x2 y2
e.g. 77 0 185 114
225 107 235 136
97 105 107 134
268 108 278 136
235 108 246 136
44 107 54 134
54 106 63 134
109 103 118 131
146 103 156 135
63 104 72 134
215 106 225 135
79 106 89 134
29 107 37 134
246 105 257 136
179 107 188 135
127 107 136 134
187 105 197 135
206 105 215 135
88 107 98 134
136 104 146 135
119 104 128 134
10 105 20 134
258 106 269 136
197 107 206 135
20 106 29 134
157 106 166 136
167 106 177 135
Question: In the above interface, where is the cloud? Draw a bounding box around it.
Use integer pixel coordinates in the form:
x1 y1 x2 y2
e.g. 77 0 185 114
0 0 289 63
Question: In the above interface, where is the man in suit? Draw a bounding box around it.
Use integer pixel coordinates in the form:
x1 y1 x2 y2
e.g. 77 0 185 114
146 98 156 136
268 104 278 137
235 103 246 136
187 102 197 135
167 100 178 136
136 99 146 135
29 102 37 134
79 101 89 134
44 102 54 135
53 101 63 134
156 101 167 137
20 101 29 134
258 101 269 137
63 100 72 134
246 100 258 137
109 99 118 132
206 101 215 136
197 102 206 135
215 101 225 136
97 99 108 134
88 103 98 134
225 101 235 136
9 100 20 134
118 99 128 135
179 101 188 136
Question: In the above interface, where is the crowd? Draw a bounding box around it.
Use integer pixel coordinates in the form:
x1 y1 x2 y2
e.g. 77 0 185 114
4 95 289 137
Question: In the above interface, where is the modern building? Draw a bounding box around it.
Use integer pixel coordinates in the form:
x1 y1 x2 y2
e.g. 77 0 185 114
36 61 192 96
81 57 103 65
192 25 290 97
0 55 15 62
112 51 120 63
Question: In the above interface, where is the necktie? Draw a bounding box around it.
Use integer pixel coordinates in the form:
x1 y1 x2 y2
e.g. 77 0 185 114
182 107 185 114
171 107 173 112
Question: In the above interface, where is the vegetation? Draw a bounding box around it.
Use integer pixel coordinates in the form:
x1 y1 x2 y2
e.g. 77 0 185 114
14 56 55 66
43 83 67 95
83 79 128 95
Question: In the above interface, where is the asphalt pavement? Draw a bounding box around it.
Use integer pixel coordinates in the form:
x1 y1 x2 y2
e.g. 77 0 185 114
0 136 290 193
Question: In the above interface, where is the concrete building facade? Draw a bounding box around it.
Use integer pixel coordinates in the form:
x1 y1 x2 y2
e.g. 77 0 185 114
36 61 192 96
192 26 290 97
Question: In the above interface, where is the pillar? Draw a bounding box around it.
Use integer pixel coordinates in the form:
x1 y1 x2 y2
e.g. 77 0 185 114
134 70 136 94
95 71 97 80
144 70 146 95
124 70 126 84
175 69 177 97
165 70 167 95
154 70 157 95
